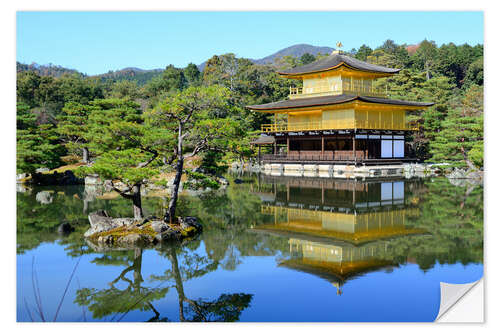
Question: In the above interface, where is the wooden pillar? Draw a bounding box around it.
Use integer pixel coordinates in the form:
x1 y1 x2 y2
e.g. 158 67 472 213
353 134 356 164
321 136 324 160
274 140 277 155
392 134 394 159
352 185 355 205
287 136 290 155
258 145 261 164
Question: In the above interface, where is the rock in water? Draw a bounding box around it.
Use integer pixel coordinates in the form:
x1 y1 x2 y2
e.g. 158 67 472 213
218 176 229 186
150 220 170 233
85 210 135 237
84 211 202 247
36 191 53 204
447 169 467 179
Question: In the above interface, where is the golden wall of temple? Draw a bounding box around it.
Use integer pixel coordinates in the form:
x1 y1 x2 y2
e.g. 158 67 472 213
289 238 388 264
259 205 423 244
290 72 384 99
262 106 415 133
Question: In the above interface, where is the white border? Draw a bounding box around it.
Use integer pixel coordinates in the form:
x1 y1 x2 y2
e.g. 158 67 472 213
2 1 497 332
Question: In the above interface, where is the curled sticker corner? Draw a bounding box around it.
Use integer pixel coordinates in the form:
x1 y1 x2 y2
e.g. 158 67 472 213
435 278 483 322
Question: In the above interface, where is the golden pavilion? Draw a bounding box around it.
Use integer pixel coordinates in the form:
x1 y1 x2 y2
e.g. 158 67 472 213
247 50 434 165
251 176 427 294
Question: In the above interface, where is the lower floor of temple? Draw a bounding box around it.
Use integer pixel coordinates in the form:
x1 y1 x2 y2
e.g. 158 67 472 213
255 131 417 165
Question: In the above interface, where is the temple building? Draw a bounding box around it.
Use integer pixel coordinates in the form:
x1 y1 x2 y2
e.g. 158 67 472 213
247 50 434 165
251 176 427 294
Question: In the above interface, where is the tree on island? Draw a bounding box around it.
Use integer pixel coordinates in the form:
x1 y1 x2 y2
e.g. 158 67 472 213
74 99 167 220
75 86 241 224
146 85 242 224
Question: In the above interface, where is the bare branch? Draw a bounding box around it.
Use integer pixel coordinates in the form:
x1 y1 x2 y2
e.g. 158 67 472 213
111 184 134 199
137 150 158 168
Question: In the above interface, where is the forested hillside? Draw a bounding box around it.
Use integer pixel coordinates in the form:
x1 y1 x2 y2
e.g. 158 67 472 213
91 68 164 85
16 39 483 174
16 62 83 78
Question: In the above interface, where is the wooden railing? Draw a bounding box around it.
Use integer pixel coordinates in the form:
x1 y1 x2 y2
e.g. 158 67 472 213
263 150 366 161
342 81 387 98
261 120 418 133
289 81 387 99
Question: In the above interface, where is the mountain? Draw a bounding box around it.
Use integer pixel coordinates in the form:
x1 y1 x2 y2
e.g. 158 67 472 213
252 44 335 64
18 43 335 83
92 67 164 85
16 62 83 78
197 43 335 71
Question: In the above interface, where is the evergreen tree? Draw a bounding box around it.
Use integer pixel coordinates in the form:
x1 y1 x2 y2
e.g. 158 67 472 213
16 103 64 173
75 99 167 220
428 85 483 168
463 56 483 88
354 44 373 61
56 102 97 163
411 39 438 80
162 64 187 91
299 53 316 65
146 85 241 223
184 63 201 87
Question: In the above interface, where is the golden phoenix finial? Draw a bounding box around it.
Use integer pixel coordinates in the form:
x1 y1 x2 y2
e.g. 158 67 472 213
336 41 343 49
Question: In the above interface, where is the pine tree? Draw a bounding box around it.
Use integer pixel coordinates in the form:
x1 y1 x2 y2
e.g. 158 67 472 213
16 103 64 173
75 99 167 220
428 85 483 168
146 85 241 223
56 102 97 163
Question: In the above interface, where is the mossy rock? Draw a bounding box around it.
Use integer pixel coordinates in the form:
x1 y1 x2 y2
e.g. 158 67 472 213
86 215 202 248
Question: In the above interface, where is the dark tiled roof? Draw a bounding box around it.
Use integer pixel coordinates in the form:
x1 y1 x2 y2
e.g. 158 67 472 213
246 94 434 111
278 53 400 75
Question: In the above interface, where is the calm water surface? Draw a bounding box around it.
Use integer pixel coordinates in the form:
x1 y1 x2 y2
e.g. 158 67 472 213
16 173 483 322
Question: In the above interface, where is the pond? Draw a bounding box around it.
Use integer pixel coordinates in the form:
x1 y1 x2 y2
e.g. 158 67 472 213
16 173 483 322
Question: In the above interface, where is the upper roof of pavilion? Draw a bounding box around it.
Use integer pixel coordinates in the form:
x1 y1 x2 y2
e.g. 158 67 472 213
278 51 401 78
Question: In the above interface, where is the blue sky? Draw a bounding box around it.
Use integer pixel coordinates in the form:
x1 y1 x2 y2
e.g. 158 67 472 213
17 11 484 75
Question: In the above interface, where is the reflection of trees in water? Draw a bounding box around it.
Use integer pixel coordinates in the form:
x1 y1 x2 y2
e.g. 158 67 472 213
384 178 483 270
20 176 484 273
74 248 170 321
248 175 483 272
19 175 484 316
75 243 253 322
17 187 90 255
16 186 165 255
154 244 252 321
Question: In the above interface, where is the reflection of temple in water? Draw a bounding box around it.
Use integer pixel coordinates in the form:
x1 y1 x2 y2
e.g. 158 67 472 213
251 175 426 294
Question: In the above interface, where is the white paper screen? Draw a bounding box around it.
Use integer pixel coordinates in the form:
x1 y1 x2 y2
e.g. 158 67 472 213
381 140 393 158
394 140 404 158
